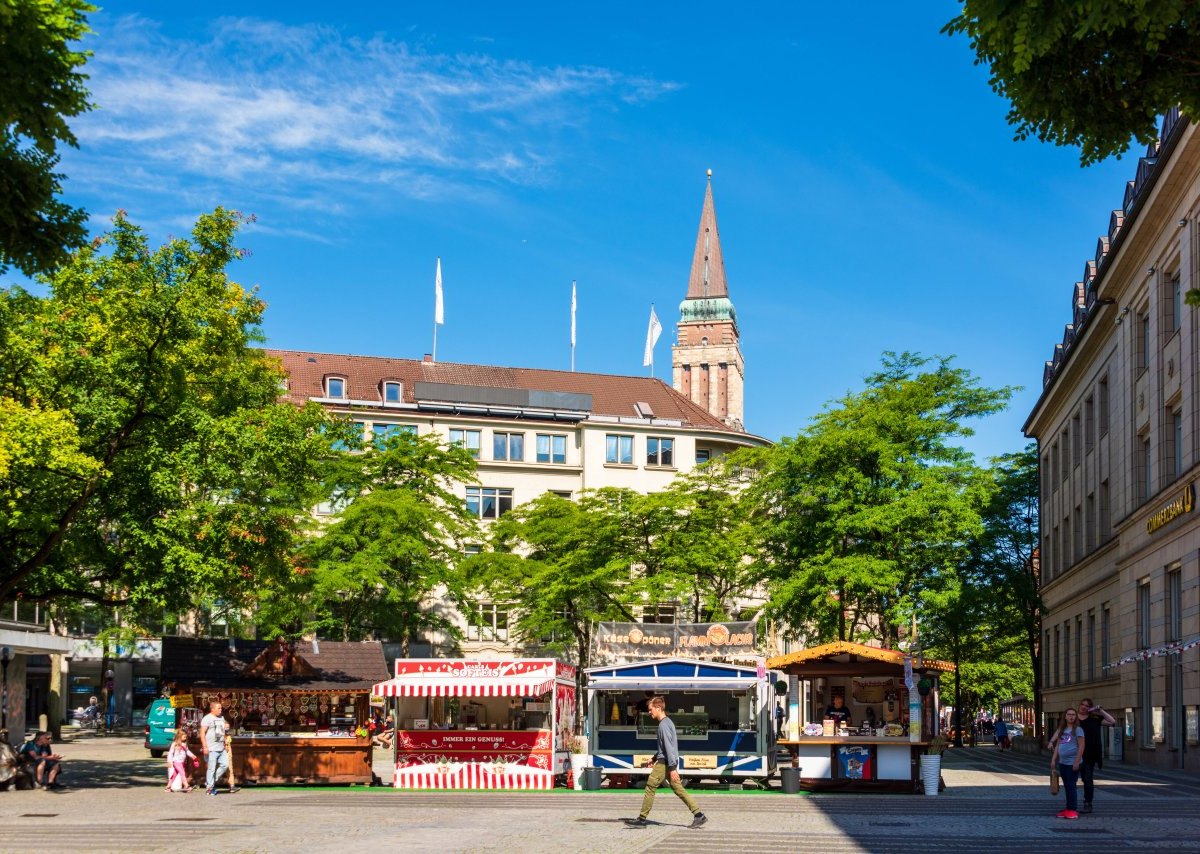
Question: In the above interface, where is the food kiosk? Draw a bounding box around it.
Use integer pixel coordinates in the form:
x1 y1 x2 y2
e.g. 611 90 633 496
160 636 389 785
584 657 777 784
372 659 576 790
767 641 954 792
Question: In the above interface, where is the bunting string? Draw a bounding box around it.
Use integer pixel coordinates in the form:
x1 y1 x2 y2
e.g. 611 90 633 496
1104 634 1200 670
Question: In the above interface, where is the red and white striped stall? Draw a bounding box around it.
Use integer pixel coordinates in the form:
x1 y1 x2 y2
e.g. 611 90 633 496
373 659 576 790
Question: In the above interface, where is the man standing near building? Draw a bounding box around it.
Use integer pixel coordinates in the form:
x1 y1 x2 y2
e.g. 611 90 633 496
628 697 707 828
200 700 237 796
1077 698 1115 813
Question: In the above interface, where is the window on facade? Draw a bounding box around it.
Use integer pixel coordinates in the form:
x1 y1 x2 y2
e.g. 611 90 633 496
1139 434 1153 502
1041 454 1050 503
1168 567 1183 748
1073 505 1083 564
372 423 415 447
536 433 566 464
1063 622 1072 686
466 486 513 519
605 434 634 465
1075 616 1083 683
1138 580 1152 746
1085 396 1095 453
1137 309 1151 372
326 376 346 398
330 421 366 452
1172 409 1183 480
1099 479 1111 542
316 488 350 516
1101 605 1111 675
450 428 481 458
1060 429 1070 481
647 437 674 467
641 603 677 624
1170 273 1183 334
1071 413 1082 467
467 602 510 641
1098 375 1110 435
1044 629 1053 686
548 489 572 500
1054 626 1061 687
1052 524 1061 579
383 381 402 403
493 431 525 462
1087 611 1097 682
696 448 712 464
1086 493 1096 553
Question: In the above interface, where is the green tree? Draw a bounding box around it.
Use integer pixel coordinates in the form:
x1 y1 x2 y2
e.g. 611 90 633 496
744 352 1013 646
630 460 761 623
257 430 478 647
468 489 640 671
0 0 94 275
945 1 1197 164
0 208 338 616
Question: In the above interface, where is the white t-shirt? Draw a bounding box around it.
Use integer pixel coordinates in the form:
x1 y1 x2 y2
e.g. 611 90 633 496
201 713 227 752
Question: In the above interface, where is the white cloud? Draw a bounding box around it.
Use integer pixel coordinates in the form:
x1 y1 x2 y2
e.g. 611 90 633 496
65 15 677 225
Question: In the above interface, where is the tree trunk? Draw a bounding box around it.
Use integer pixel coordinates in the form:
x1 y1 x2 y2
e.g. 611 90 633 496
952 640 963 748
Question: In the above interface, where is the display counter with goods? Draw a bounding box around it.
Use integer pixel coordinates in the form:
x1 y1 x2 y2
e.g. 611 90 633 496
372 659 577 790
767 641 954 792
161 637 389 786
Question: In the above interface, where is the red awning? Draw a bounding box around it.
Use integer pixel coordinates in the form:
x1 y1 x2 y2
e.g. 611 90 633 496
372 675 555 698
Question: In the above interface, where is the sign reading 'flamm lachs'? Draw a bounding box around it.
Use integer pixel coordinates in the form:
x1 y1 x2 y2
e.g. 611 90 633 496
1147 482 1195 535
594 622 755 661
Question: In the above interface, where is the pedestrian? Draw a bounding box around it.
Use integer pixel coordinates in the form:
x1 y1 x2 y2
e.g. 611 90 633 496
18 732 65 789
1076 698 1116 813
200 700 238 796
1050 707 1085 820
994 717 1009 750
627 697 707 828
166 727 197 792
775 701 785 740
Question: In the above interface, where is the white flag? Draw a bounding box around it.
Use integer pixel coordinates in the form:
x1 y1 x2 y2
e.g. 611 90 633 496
571 281 577 347
435 257 444 325
643 304 662 367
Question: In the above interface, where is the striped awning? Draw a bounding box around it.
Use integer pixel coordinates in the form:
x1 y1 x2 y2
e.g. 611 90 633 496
373 675 556 698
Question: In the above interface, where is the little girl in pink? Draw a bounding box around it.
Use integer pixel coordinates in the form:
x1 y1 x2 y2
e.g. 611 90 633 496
166 728 197 792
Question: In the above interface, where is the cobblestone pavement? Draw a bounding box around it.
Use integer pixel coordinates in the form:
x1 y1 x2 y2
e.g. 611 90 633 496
3 733 1199 853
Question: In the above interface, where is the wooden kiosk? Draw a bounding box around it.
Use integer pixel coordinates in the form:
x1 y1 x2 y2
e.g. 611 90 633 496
161 637 389 785
767 642 953 792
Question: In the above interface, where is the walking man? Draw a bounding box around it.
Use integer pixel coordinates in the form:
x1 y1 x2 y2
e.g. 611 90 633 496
200 700 238 796
629 697 707 828
1077 698 1115 813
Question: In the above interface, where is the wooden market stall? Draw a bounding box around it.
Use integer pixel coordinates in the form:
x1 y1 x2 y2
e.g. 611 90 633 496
161 637 389 785
767 642 954 792
372 659 577 790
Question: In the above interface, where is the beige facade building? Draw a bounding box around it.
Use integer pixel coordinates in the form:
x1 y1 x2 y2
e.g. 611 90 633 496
270 176 768 658
1025 109 1200 772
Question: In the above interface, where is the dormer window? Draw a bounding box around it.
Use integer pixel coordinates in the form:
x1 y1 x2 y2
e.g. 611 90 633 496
383 381 402 403
326 376 346 399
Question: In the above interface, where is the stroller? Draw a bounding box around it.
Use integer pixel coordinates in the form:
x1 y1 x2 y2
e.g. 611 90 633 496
73 705 103 730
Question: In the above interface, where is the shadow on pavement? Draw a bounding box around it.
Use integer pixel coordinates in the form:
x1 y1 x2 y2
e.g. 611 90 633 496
67 755 165 789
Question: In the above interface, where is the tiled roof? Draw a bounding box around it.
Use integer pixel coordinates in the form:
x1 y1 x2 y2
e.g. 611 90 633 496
161 637 390 691
265 348 740 433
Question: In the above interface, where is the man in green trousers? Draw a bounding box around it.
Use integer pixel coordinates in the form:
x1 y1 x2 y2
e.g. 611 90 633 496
628 697 707 828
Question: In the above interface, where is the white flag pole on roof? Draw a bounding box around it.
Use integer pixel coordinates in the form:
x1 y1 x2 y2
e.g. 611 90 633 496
643 303 662 375
433 257 444 362
570 280 577 372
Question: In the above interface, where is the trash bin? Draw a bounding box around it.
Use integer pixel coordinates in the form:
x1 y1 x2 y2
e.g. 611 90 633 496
780 766 802 794
581 767 603 790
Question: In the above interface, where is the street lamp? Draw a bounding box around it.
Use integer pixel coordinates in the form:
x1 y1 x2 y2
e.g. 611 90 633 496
1 647 12 733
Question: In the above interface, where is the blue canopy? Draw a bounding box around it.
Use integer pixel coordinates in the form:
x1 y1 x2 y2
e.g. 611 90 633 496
585 657 761 690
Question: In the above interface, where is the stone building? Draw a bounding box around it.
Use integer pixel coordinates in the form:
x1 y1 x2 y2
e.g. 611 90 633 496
1024 109 1200 772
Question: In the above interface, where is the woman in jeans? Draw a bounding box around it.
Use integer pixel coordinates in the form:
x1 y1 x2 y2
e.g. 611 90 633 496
1050 707 1086 819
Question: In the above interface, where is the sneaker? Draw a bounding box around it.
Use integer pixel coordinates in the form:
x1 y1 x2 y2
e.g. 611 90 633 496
228 786 239 794
626 817 649 826
206 787 216 796
689 813 708 829
1082 802 1092 813
1056 810 1070 818
1062 810 1079 820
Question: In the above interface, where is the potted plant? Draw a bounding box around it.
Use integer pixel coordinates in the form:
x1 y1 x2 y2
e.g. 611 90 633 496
920 734 947 796
569 735 589 790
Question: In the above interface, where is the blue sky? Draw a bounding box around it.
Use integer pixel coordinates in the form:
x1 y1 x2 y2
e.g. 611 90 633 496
44 2 1139 459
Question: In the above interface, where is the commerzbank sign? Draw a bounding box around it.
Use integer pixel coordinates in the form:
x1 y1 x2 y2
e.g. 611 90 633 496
1147 482 1195 535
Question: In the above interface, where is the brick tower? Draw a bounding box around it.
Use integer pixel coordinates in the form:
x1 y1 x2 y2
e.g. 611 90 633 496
671 171 745 431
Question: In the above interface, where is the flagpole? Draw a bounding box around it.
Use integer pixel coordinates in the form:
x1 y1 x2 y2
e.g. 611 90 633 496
433 256 443 362
433 318 438 363
571 280 577 372
649 302 655 378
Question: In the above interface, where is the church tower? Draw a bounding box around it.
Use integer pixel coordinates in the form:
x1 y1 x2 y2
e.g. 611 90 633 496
672 171 745 431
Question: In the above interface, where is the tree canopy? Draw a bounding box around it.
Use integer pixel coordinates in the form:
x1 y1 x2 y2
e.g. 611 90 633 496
0 0 94 275
742 352 1013 646
0 208 338 618
945 1 1199 164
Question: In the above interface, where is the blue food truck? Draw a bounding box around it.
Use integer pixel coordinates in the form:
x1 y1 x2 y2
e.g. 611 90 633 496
584 657 777 784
